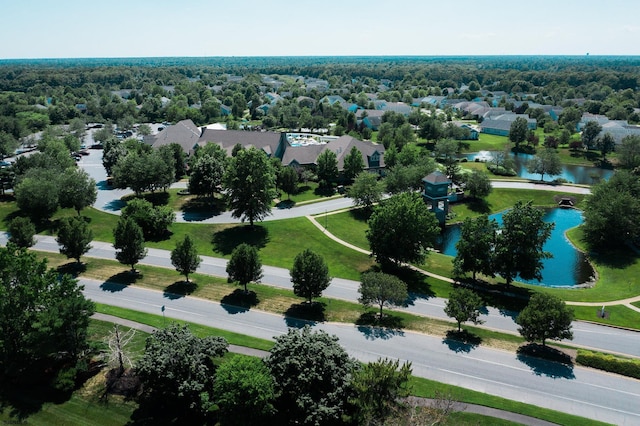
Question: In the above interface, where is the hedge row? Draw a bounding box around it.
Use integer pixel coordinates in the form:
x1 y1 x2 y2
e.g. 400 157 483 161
576 349 640 379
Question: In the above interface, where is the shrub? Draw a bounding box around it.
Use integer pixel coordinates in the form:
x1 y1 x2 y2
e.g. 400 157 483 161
486 164 517 176
576 349 640 379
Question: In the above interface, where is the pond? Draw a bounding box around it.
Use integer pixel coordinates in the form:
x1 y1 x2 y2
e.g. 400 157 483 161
437 208 594 287
464 151 613 184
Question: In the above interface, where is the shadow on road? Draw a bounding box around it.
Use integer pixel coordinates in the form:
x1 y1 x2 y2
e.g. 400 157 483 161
356 312 405 340
100 281 129 292
163 280 198 300
220 289 259 314
516 344 575 379
442 330 482 353
284 302 326 324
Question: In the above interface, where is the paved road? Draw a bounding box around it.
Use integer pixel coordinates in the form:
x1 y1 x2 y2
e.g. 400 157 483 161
81 278 640 426
16 234 640 359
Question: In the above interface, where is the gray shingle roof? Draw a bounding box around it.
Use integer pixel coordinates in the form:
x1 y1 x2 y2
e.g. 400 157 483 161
148 119 202 155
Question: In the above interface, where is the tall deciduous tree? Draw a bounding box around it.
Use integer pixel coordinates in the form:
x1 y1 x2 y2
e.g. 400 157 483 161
581 121 602 149
113 217 147 273
350 358 412 425
58 168 97 215
316 149 339 186
290 249 331 303
366 192 440 266
188 153 226 198
616 135 640 169
213 356 276 425
348 171 385 212
278 166 298 200
265 326 357 425
14 168 60 221
121 198 175 240
8 216 35 248
509 117 529 149
226 243 263 293
136 323 228 419
463 169 492 200
358 271 408 318
516 293 574 347
56 216 93 264
224 147 276 226
453 215 498 281
342 145 364 183
526 148 562 181
493 201 554 286
444 287 485 332
0 244 94 379
597 133 616 160
434 138 461 183
582 170 640 248
170 235 201 282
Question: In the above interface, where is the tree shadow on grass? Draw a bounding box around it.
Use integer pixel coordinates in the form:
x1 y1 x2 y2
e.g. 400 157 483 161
137 191 170 207
356 311 405 340
181 196 225 221
284 301 326 326
442 330 482 353
516 343 575 379
56 261 87 278
349 208 372 222
220 289 259 314
211 225 269 256
590 249 638 270
163 280 198 300
464 197 491 214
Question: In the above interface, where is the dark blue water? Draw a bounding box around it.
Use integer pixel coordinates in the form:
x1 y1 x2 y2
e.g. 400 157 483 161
464 152 613 184
438 208 594 287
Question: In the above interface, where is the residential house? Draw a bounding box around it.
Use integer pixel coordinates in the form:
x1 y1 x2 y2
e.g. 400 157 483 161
356 109 385 131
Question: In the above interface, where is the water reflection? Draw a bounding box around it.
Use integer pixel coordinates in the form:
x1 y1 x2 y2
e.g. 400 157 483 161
438 208 594 287
463 151 613 184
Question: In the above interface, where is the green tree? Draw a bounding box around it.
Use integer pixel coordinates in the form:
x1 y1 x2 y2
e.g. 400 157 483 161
213 356 276 425
56 216 93 264
265 326 357 425
516 293 574 347
0 244 94 379
290 249 332 303
348 171 385 212
366 192 440 266
509 117 529 148
278 166 298 200
316 148 339 187
526 148 562 181
581 121 602 150
493 201 554 286
170 235 202 283
14 168 61 221
8 216 35 248
463 169 492 199
136 323 228 420
102 138 126 176
112 150 174 195
121 198 175 240
224 147 276 226
226 243 263 293
188 153 226 198
444 288 485 332
350 358 412 425
616 135 640 169
113 217 147 273
597 133 616 160
434 139 461 183
453 215 498 281
358 271 408 318
582 170 640 248
342 145 364 182
58 168 97 215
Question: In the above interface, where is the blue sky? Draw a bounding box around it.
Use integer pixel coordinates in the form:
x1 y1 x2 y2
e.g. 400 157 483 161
2 0 639 58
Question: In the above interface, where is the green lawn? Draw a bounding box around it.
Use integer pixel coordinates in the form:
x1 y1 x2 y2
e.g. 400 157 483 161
463 133 511 152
